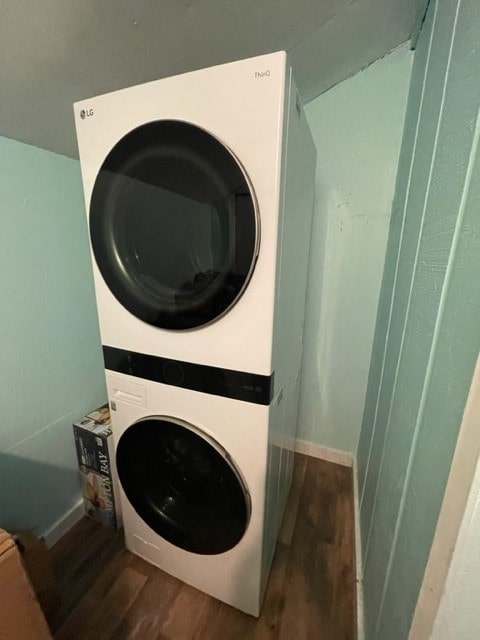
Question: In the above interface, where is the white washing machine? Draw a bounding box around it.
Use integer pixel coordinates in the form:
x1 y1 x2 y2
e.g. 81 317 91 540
106 371 289 616
74 51 316 384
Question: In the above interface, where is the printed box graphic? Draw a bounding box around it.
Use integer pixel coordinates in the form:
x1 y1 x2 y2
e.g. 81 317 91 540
73 405 122 529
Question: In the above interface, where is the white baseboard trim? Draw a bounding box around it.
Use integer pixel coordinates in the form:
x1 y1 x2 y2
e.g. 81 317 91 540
294 439 354 467
353 457 365 640
41 499 84 548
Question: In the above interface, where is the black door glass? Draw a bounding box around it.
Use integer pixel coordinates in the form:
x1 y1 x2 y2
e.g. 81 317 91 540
116 418 250 555
90 120 258 330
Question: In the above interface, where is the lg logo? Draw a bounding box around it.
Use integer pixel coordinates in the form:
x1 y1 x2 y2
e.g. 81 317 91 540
80 108 94 120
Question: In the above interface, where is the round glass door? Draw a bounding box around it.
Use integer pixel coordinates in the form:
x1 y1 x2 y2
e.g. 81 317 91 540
90 120 259 330
116 417 251 554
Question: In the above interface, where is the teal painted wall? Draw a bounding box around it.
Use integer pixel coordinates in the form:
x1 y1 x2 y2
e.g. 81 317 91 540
0 136 106 537
300 46 413 453
357 0 480 638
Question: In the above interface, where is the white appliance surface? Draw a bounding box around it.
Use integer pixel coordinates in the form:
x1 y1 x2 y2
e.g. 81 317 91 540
74 51 316 616
107 372 275 616
75 51 291 375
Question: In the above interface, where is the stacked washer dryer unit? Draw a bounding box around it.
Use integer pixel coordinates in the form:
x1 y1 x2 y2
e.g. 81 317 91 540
74 51 316 616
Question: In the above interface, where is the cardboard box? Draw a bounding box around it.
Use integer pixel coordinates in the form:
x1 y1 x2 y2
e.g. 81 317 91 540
73 404 122 529
0 529 52 640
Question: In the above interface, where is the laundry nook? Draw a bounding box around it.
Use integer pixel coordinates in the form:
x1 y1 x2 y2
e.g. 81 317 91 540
2 1 480 639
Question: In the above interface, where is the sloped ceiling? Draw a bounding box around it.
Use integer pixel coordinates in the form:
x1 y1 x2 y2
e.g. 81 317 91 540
0 0 427 158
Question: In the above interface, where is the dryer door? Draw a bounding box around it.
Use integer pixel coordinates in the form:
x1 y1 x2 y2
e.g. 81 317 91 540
89 120 259 330
116 417 251 555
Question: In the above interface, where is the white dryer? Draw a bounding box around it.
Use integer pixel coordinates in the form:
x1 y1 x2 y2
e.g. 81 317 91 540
106 371 288 616
74 51 316 382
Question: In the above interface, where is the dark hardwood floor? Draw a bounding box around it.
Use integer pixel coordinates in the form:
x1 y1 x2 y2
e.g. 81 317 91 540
49 454 356 640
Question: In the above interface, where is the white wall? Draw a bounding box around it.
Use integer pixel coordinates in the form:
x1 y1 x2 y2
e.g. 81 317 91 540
430 446 480 640
298 44 413 453
409 354 480 640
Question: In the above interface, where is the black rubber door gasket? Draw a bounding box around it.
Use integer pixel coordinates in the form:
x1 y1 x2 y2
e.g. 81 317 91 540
116 417 251 554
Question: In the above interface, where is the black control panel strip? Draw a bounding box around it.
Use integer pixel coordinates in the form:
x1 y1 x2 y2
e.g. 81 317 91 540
103 345 274 406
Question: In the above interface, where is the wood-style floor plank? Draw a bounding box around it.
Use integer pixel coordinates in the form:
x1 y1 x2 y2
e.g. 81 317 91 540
112 559 184 640
278 454 308 546
50 517 127 630
50 454 356 640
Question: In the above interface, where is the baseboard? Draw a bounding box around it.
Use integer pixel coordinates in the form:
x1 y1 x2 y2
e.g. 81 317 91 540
41 499 84 548
294 439 354 467
353 457 365 640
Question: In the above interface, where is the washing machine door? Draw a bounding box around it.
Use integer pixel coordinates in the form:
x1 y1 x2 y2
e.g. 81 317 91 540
89 120 259 330
116 417 251 555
